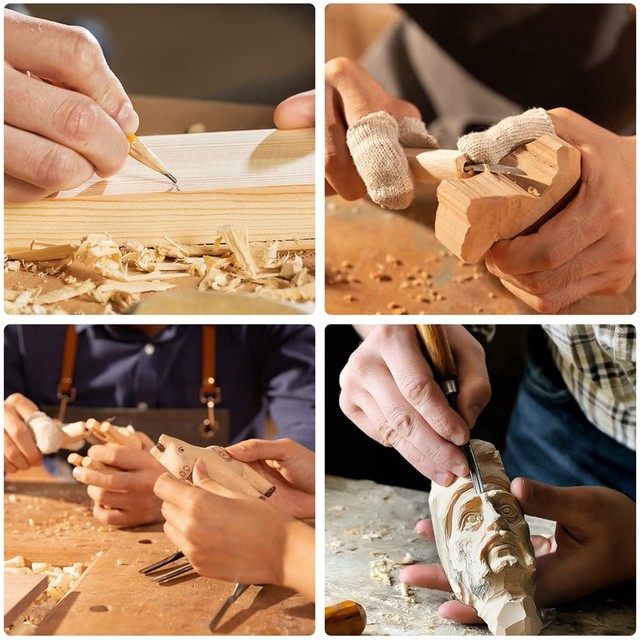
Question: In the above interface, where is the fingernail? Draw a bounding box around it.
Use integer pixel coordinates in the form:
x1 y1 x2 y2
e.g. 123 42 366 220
115 102 139 136
453 464 467 477
451 432 467 447
415 520 430 535
434 472 451 486
467 404 482 427
72 467 80 478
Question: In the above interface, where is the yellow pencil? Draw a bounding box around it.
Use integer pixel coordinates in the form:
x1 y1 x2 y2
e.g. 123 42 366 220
127 134 180 189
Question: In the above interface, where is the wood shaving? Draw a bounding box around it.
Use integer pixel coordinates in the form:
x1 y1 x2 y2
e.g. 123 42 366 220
4 556 87 632
5 228 315 314
369 557 394 585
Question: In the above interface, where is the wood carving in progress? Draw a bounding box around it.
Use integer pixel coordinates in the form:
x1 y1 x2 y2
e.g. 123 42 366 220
429 440 542 636
409 134 581 263
150 434 276 498
5 128 314 249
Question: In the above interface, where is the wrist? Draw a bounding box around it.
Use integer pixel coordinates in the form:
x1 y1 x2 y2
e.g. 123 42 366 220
281 520 315 602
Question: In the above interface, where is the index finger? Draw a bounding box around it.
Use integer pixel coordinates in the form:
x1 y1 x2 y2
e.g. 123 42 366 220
153 471 194 505
5 10 138 134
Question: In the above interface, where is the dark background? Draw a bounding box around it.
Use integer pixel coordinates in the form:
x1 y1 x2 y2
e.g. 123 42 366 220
19 4 315 106
325 325 531 491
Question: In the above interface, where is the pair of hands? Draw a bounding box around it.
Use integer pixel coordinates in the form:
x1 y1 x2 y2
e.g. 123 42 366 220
326 58 636 313
5 393 315 597
155 439 315 601
4 9 315 203
339 325 635 616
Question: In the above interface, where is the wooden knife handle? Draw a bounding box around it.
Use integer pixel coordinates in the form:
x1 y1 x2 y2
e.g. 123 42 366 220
325 600 366 636
405 148 467 184
416 325 457 380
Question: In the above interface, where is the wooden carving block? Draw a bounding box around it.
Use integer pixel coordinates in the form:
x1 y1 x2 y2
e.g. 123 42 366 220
429 440 542 636
434 134 581 263
150 434 276 498
5 129 314 249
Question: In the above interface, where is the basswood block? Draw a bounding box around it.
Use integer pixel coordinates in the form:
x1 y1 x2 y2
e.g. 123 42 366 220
5 128 314 249
433 134 581 263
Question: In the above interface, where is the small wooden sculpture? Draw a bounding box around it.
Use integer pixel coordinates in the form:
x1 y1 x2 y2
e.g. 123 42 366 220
429 440 542 635
428 134 581 263
150 434 275 498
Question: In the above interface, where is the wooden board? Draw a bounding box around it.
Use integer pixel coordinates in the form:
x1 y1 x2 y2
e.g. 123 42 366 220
4 574 48 627
4 482 314 635
5 129 314 248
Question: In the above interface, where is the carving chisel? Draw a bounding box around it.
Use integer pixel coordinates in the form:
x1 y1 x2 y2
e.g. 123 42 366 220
209 582 250 631
416 325 485 494
404 148 526 184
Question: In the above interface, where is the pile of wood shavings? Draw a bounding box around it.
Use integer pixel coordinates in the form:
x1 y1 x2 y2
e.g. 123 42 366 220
4 555 87 632
4 227 314 314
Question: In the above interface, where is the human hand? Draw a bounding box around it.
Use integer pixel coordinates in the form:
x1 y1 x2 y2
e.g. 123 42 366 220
155 459 315 600
401 478 636 624
4 9 139 203
325 57 436 207
339 325 491 485
4 393 42 472
72 431 165 527
274 90 315 129
484 108 636 313
225 438 315 519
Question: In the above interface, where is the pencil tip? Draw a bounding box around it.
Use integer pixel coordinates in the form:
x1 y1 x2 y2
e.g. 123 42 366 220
165 172 178 185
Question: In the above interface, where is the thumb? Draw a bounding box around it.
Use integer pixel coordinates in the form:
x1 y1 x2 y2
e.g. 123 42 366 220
191 459 238 499
511 477 583 526
274 90 315 129
192 458 212 488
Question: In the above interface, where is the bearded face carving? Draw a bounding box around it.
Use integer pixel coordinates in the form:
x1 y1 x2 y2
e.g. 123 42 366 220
429 440 542 635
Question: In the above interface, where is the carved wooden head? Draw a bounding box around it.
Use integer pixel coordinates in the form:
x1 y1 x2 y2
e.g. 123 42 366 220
429 440 541 635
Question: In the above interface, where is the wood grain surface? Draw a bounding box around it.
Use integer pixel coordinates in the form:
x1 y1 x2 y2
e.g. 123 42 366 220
5 129 314 248
4 482 313 635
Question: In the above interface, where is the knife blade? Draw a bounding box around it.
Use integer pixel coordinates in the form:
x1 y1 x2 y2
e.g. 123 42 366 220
405 148 527 184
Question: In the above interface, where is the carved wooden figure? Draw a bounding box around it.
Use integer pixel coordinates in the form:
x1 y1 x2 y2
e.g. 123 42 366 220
150 434 275 498
410 134 581 263
429 440 542 635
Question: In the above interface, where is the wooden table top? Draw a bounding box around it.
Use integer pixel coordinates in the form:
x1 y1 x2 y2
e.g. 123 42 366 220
5 480 314 635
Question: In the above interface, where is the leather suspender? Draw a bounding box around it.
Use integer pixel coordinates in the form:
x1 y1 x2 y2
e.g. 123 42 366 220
56 326 220 434
199 326 222 437
56 325 78 421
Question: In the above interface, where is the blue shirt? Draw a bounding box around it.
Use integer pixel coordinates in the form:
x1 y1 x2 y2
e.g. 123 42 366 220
5 325 315 451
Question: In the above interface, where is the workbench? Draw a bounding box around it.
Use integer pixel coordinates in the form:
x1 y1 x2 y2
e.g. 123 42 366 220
4 480 314 635
325 476 635 635
325 193 635 315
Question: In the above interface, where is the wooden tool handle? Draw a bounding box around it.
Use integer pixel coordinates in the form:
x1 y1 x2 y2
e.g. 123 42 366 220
405 148 467 184
416 325 457 380
325 600 366 636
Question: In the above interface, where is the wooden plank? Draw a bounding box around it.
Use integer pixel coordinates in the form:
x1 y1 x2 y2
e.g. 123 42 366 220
5 129 314 248
4 574 48 626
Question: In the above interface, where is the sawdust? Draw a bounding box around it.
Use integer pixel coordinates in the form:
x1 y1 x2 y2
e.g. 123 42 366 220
5 230 315 314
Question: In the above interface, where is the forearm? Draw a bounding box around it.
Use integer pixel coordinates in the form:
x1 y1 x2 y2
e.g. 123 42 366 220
281 520 315 602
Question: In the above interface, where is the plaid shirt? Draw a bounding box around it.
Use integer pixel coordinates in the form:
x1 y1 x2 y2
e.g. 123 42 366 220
543 325 636 450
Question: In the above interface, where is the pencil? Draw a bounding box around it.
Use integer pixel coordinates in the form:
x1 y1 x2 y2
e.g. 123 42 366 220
127 135 180 189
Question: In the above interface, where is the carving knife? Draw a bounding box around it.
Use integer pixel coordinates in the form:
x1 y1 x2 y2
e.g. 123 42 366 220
404 148 526 185
415 325 485 494
210 582 251 631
